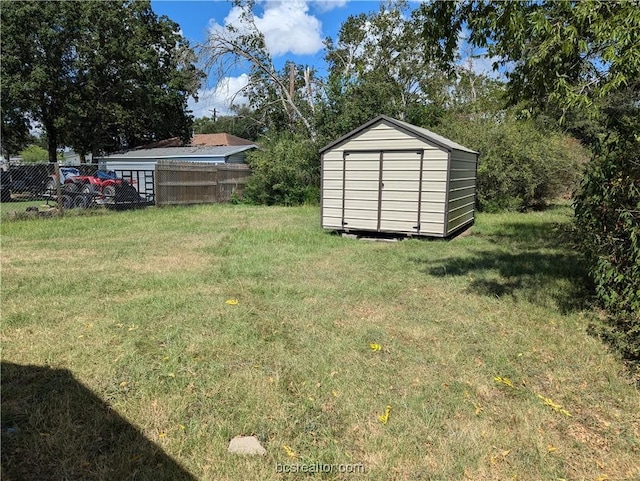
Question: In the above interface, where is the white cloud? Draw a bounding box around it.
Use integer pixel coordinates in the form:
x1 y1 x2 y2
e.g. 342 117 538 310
462 55 499 78
188 74 250 118
312 0 348 13
208 1 324 57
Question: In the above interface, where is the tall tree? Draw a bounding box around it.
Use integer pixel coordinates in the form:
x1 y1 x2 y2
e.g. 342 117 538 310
1 1 81 162
320 1 452 140
1 0 203 161
193 105 262 141
1 104 31 161
66 1 203 158
413 0 640 119
415 0 640 362
200 0 318 139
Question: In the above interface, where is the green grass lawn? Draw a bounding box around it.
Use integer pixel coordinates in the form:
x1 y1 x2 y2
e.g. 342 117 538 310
0 197 58 215
1 204 638 480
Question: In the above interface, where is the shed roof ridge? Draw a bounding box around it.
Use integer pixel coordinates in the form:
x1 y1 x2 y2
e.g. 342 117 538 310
319 115 477 154
383 116 478 154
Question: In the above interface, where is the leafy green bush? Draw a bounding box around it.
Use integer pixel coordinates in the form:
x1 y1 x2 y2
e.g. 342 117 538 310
576 138 640 363
436 115 588 211
19 145 49 163
243 134 320 206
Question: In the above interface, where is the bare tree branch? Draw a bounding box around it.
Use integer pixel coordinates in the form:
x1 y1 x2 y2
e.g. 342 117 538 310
198 9 316 140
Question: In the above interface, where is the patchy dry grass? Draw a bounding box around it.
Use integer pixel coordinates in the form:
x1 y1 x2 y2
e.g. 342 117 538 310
1 204 639 480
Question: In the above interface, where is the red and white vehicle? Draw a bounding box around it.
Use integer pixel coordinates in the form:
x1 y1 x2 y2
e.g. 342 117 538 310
46 168 141 208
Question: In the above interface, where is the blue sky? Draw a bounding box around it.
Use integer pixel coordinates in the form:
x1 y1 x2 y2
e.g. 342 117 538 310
151 0 388 117
150 1 495 118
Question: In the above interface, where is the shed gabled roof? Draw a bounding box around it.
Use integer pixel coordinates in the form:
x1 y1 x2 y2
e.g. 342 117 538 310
319 115 478 155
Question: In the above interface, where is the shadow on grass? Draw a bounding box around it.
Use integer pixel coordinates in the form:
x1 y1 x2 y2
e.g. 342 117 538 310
420 221 593 313
479 220 578 250
1 362 195 481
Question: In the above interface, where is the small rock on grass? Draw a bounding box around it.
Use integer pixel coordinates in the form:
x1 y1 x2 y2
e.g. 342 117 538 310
227 435 266 456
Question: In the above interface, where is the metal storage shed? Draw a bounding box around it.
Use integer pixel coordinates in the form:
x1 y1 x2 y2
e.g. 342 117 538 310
320 115 478 238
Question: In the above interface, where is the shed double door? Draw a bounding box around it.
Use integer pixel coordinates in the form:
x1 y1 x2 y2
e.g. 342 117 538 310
341 149 425 233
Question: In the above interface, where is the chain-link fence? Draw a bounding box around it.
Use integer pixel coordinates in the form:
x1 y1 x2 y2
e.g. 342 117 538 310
1 161 252 215
0 162 154 213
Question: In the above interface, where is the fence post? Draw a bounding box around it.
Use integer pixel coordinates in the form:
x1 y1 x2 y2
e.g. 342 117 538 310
154 162 161 206
54 162 63 216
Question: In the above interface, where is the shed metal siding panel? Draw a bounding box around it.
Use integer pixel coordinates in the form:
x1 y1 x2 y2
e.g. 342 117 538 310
323 170 344 180
323 179 345 190
337 122 441 152
322 151 344 161
341 152 381 230
448 210 475 232
380 151 422 232
453 151 478 163
322 151 344 230
446 149 478 235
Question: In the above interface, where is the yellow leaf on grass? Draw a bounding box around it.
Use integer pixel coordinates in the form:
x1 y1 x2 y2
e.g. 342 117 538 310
282 445 296 458
119 381 128 388
536 394 571 417
378 405 392 424
225 299 239 305
547 445 557 453
158 431 167 438
370 343 382 351
493 376 514 388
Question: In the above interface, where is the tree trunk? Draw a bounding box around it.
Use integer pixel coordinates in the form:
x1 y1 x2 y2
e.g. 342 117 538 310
46 124 58 163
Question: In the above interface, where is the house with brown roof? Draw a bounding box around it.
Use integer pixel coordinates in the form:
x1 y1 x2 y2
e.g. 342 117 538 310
136 133 257 149
97 133 258 186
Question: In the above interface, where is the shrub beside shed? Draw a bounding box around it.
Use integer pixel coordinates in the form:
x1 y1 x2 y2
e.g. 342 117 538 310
320 115 478 238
